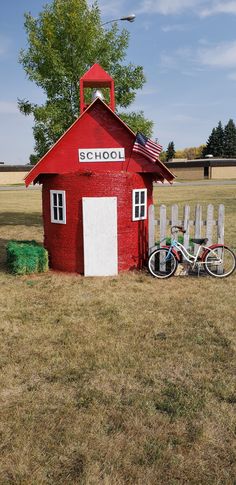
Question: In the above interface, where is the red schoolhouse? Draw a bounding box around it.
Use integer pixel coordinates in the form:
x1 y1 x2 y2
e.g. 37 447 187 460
25 64 174 276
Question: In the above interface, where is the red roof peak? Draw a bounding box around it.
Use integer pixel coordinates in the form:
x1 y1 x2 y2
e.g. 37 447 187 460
80 63 113 84
80 63 115 113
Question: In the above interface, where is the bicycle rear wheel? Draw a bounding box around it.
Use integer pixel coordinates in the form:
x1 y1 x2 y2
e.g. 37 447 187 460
204 245 236 278
148 248 178 278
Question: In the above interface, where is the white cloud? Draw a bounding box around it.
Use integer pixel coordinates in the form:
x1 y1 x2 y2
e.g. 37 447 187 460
136 0 207 15
93 0 124 16
160 41 236 76
199 41 236 68
160 53 178 69
160 47 195 71
93 0 236 18
135 0 236 17
200 1 236 17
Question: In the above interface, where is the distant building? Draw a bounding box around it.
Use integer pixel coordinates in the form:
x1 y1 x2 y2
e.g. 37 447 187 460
0 165 33 185
166 158 236 180
1 158 236 185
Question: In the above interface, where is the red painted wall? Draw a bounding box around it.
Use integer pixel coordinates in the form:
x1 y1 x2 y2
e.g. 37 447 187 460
42 171 153 273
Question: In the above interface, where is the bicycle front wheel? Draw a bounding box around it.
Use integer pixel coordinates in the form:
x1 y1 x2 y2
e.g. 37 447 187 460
204 246 236 278
148 248 178 279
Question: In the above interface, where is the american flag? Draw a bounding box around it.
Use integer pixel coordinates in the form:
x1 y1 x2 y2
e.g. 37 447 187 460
132 132 162 163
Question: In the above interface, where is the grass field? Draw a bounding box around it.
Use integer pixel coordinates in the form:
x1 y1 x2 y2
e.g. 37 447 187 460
0 185 235 485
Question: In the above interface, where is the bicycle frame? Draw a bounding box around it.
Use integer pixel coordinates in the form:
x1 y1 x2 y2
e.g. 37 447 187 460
163 239 222 269
148 225 235 278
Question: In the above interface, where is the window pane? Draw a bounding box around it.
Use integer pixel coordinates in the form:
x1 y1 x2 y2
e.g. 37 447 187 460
58 193 63 206
140 205 145 218
58 207 63 221
140 191 145 204
53 207 57 220
53 193 57 206
135 206 139 218
135 192 139 204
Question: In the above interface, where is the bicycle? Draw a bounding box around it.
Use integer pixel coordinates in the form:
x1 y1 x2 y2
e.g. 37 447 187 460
148 225 236 279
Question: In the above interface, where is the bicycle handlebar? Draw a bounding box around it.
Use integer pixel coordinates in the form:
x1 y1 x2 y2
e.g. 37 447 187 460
171 225 186 234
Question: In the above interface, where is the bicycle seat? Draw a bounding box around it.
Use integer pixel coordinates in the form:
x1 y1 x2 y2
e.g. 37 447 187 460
191 238 208 245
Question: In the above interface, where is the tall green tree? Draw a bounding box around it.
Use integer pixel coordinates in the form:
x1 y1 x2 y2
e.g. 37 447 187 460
166 141 175 161
120 111 153 139
202 119 236 158
214 121 224 157
19 0 152 163
223 119 236 157
202 127 218 157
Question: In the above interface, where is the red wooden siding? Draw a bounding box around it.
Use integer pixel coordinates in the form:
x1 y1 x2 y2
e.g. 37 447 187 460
42 172 153 274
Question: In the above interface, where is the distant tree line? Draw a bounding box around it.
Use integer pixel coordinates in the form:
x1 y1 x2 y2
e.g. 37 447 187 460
160 118 236 162
202 119 236 158
160 142 204 162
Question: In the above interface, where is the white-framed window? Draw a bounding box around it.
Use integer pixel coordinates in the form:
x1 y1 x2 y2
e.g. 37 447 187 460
132 189 147 221
50 190 66 224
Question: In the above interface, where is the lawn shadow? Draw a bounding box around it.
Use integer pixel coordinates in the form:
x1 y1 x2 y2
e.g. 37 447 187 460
0 212 42 227
0 238 11 273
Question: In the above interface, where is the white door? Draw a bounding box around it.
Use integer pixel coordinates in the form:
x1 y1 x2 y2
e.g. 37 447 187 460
82 197 118 276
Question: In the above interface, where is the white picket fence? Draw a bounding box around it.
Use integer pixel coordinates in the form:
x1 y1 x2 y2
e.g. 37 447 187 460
149 203 225 255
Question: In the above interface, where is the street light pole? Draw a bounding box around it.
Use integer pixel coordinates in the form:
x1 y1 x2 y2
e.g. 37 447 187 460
102 14 136 26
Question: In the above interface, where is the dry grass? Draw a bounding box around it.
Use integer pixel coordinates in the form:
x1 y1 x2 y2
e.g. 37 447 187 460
0 186 235 485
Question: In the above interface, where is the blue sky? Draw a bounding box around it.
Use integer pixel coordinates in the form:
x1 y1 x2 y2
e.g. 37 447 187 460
1 0 236 164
